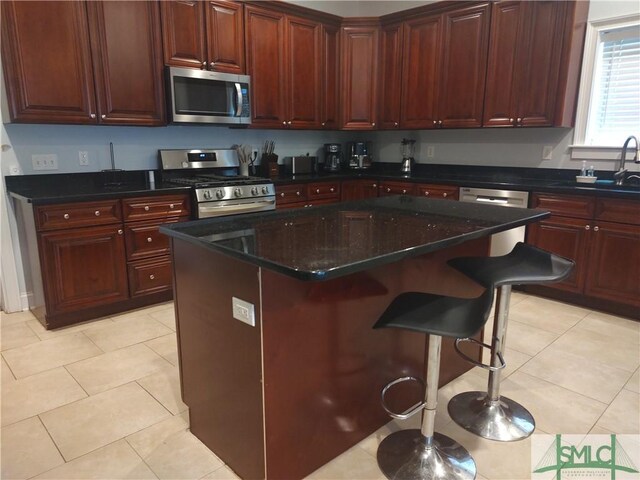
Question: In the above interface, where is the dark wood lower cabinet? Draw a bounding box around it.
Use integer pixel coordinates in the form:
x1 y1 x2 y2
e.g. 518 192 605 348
340 179 379 201
39 225 129 316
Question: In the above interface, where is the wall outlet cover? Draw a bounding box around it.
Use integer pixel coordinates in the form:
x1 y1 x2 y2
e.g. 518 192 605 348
542 145 553 160
79 151 89 166
232 296 255 327
427 146 435 158
32 154 58 170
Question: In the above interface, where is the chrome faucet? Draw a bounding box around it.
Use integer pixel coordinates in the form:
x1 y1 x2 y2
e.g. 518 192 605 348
614 135 640 185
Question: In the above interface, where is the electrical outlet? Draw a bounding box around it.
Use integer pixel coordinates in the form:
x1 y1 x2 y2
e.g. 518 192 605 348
32 154 58 170
9 165 21 175
542 145 553 161
232 296 255 327
79 151 89 166
427 146 435 158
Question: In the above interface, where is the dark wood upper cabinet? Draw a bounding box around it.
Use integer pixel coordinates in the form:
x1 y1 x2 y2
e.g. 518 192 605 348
400 14 441 129
244 4 287 127
340 24 379 130
161 0 244 73
1 0 165 126
484 1 588 127
1 1 97 124
87 1 165 126
286 15 322 128
160 0 207 69
378 23 403 129
205 1 245 73
320 24 340 129
438 3 490 128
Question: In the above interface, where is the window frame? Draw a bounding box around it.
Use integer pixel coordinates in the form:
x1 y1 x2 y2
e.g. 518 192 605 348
571 13 640 160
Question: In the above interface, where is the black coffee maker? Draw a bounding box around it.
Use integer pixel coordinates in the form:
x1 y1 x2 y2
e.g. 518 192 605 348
324 143 343 172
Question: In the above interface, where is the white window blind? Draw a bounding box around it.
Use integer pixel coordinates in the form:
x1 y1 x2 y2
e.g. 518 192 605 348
585 25 640 146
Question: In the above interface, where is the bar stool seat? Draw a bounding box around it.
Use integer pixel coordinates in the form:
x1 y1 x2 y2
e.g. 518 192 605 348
446 242 574 442
373 288 494 480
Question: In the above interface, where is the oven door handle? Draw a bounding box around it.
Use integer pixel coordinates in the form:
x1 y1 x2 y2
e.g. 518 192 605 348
198 199 276 218
234 83 243 117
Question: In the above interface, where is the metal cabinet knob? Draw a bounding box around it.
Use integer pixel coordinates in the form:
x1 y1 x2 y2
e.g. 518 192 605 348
424 191 430 196
149 274 155 280
394 122 399 127
147 237 153 243
118 229 123 235
372 184 377 188
63 213 70 219
101 115 106 119
330 187 335 192
443 193 448 197
371 122 376 127
593 226 600 232
509 118 514 123
144 206 150 211
386 187 391 192
296 191 301 196
94 210 100 216
316 188 321 193
202 61 207 68
322 122 326 126
438 120 443 125
585 225 590 230
90 113 96 119
282 121 287 126
517 117 522 123
402 189 407 194
433 120 437 125
287 121 292 125
169 204 174 209
280 192 285 197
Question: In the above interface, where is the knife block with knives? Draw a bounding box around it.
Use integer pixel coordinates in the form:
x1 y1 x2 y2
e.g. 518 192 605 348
261 140 279 178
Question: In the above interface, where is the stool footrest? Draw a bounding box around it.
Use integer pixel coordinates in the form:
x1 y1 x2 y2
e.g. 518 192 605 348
381 376 425 420
454 337 506 371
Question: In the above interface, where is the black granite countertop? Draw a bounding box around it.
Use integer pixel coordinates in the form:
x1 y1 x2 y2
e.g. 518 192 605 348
5 171 190 205
160 195 549 281
272 164 640 199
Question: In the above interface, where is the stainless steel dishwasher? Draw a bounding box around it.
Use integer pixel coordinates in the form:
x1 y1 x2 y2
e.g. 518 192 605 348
459 187 530 256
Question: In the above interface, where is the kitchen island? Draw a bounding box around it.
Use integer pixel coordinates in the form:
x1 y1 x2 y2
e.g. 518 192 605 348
160 196 548 480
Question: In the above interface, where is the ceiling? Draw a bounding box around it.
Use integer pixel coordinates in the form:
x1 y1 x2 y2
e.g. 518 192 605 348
285 1 436 17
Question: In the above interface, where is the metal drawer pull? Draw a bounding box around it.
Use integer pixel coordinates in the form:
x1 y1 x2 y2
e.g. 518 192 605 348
330 187 335 192
593 226 599 232
280 192 285 197
443 193 448 197
585 225 590 230
296 191 301 196
63 213 70 219
118 229 123 235
144 206 150 211
424 191 430 196
149 274 155 280
90 113 96 119
386 188 391 193
402 189 407 194
372 184 377 188
169 204 175 209
316 189 321 193
147 237 153 243
95 210 100 216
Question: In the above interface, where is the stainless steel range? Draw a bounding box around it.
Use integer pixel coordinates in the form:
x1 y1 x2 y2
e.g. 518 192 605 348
159 149 275 219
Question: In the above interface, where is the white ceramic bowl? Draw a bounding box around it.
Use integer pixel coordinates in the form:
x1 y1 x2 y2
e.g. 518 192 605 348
576 176 597 183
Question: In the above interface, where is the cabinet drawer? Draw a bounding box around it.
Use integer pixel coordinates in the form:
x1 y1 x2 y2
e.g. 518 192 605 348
128 256 172 297
277 198 339 210
308 182 340 199
415 184 459 200
275 184 308 205
595 198 640 225
124 216 187 261
530 193 595 219
122 194 190 221
378 182 416 196
36 200 122 231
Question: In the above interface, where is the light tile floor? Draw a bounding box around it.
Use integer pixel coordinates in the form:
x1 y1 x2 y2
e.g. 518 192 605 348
1 293 638 480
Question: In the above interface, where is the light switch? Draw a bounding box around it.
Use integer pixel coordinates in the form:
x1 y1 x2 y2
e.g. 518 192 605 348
232 297 255 327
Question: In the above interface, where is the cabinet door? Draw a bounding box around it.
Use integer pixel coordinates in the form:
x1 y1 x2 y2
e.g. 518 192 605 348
526 216 590 294
341 180 379 201
340 26 379 130
39 225 128 315
1 1 97 124
438 3 490 128
286 15 321 128
400 14 441 129
205 0 245 74
88 1 165 125
245 5 286 127
320 24 340 129
585 222 640 307
378 23 403 130
514 1 566 126
160 0 207 69
483 1 525 127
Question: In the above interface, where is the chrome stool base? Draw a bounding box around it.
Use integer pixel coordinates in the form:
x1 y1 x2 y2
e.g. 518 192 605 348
377 430 476 480
448 391 535 442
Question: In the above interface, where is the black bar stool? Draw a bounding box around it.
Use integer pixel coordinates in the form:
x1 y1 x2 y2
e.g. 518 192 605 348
373 288 494 480
446 242 574 442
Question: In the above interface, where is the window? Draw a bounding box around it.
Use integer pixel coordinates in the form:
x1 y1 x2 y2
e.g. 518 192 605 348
573 15 640 157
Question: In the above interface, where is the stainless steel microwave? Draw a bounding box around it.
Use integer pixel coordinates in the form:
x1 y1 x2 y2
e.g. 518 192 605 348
166 66 251 125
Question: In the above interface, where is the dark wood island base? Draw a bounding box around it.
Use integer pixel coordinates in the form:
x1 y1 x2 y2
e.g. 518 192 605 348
171 236 489 480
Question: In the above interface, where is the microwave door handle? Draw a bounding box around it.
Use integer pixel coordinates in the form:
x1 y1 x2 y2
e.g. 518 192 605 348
234 83 243 117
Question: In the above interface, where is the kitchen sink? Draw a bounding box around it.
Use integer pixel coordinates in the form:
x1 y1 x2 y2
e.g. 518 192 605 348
551 180 640 192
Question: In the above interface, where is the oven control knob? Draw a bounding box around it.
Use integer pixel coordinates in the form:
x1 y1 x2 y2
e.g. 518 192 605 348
251 186 259 196
233 187 242 198
215 189 224 199
203 190 213 200
262 186 269 194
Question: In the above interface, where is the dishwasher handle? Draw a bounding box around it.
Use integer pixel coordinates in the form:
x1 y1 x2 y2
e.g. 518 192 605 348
476 196 509 205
